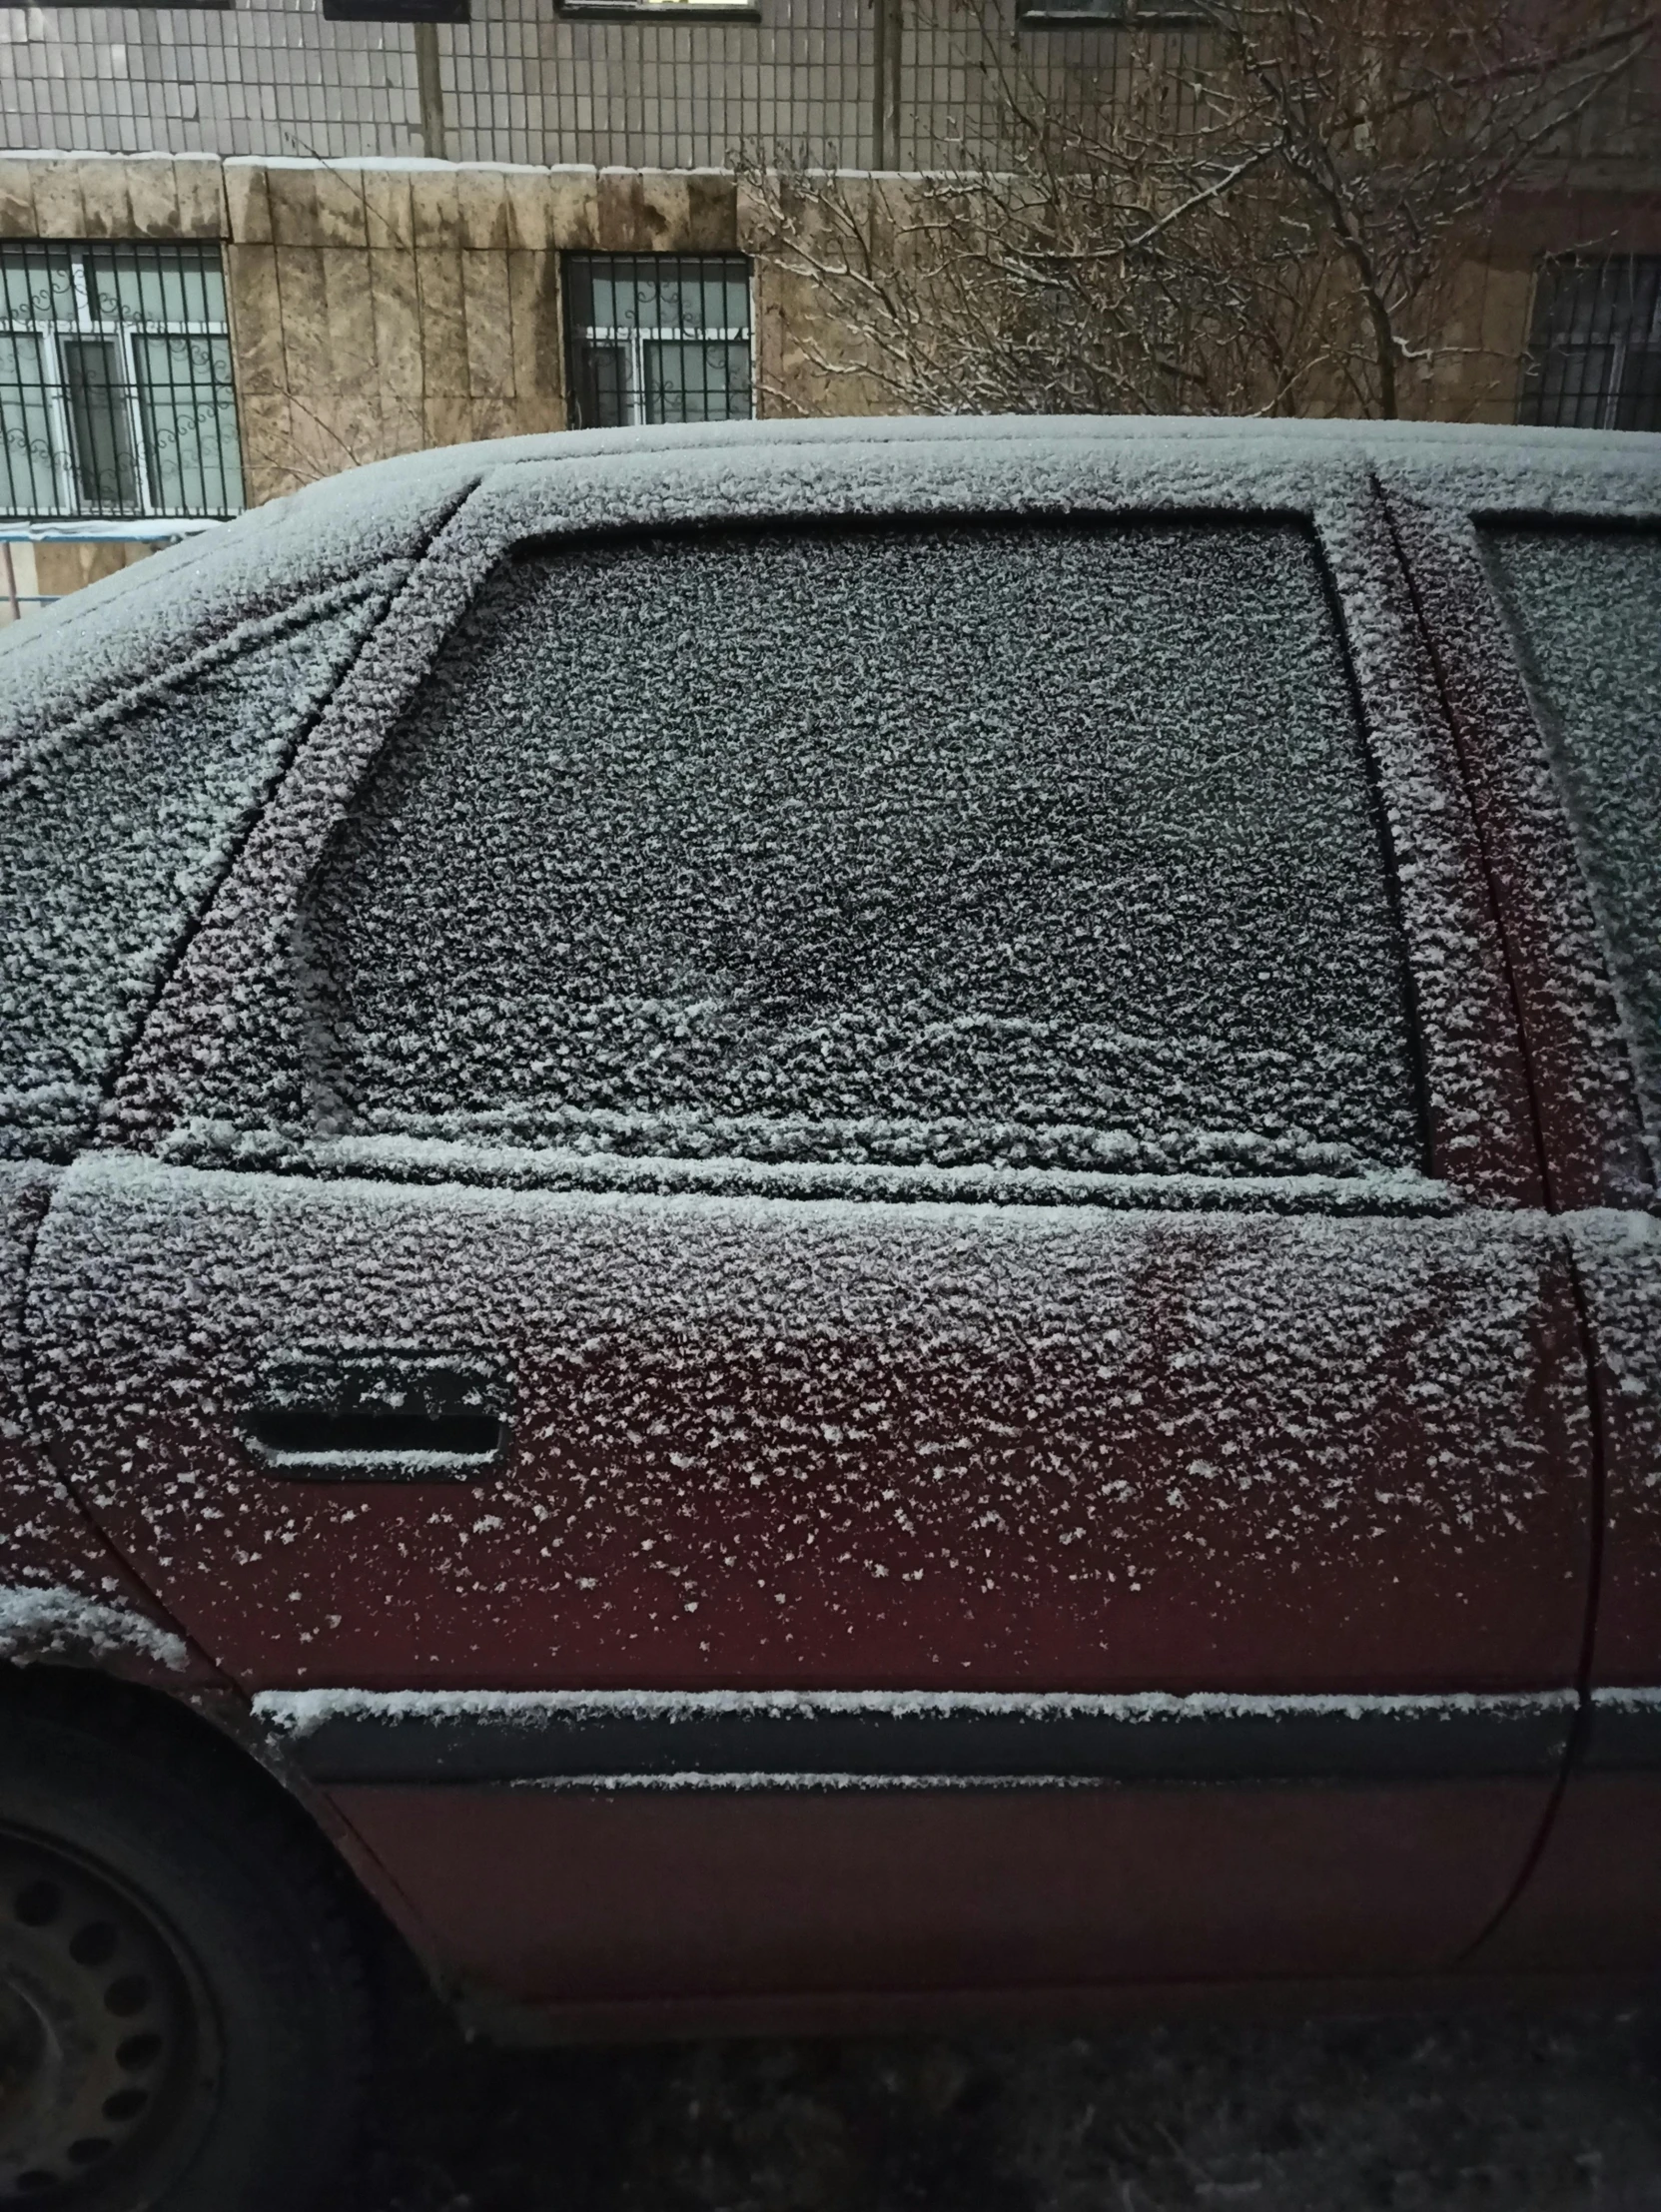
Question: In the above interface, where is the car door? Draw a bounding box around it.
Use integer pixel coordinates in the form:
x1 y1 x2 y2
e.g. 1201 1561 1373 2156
1375 458 1661 1978
25 433 1594 2025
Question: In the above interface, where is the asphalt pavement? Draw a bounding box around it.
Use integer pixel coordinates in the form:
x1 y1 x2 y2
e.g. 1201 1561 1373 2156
361 1982 1661 2211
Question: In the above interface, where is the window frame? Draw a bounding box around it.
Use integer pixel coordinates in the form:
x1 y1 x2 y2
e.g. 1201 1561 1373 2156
0 242 244 525
300 512 1430 1185
1376 467 1661 1213
100 445 1547 1218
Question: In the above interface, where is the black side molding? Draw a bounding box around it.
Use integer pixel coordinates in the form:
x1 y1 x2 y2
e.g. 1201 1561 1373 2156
258 1690 1577 1790
1584 1695 1661 1772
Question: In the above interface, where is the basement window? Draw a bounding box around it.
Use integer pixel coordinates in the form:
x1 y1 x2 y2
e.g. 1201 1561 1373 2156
563 254 753 430
1519 255 1661 432
0 241 243 522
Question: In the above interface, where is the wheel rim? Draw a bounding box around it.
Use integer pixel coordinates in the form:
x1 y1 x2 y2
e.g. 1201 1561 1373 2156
0 1832 214 2206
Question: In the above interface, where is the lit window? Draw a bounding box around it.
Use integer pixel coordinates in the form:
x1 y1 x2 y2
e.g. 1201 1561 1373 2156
563 255 753 430
0 242 244 522
1519 255 1661 433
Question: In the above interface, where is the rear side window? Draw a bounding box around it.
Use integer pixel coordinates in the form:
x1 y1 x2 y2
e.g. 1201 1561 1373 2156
0 599 378 1157
1482 526 1661 1136
306 521 1421 1179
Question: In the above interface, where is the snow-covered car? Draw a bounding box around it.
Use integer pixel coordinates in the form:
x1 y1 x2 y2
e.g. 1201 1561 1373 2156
1 416 1658 2211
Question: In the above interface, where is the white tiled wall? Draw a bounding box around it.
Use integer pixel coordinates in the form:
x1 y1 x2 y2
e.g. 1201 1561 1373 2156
0 0 1199 171
1 0 875 167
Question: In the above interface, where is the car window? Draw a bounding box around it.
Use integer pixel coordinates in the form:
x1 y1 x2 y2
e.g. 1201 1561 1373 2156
0 596 381 1159
304 520 1422 1179
1481 525 1661 1138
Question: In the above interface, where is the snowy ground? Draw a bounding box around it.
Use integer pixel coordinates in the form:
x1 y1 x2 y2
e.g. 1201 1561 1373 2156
362 1985 1661 2211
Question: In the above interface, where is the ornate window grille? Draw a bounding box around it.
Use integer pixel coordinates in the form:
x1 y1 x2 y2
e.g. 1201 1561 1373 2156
564 254 753 429
1519 255 1661 433
0 241 244 522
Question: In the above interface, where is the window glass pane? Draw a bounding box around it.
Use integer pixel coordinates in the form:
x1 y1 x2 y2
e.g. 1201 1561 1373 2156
0 333 63 514
586 273 627 330
307 523 1421 1179
134 335 244 515
643 339 751 423
573 340 629 429
0 248 75 330
88 248 226 329
63 337 139 511
0 600 380 1155
1483 526 1661 1136
1617 348 1661 431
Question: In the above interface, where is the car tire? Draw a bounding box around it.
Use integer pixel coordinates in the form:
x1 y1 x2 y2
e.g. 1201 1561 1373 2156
0 1674 370 2212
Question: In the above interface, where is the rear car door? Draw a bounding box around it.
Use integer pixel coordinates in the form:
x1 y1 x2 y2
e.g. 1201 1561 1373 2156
25 434 1595 2023
1376 449 1661 1977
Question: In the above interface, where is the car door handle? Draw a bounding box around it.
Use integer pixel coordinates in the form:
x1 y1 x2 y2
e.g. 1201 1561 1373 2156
245 1353 509 1482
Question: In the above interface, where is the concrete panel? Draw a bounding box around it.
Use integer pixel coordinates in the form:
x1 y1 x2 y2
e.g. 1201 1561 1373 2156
271 245 332 394
462 248 514 398
456 166 512 252
225 162 275 248
596 168 649 251
0 163 42 241
225 242 288 396
27 163 90 242
414 247 469 396
686 171 741 251
361 166 417 254
322 244 380 398
410 167 464 251
546 169 601 249
310 165 375 253
266 165 325 250
123 161 196 241
637 170 690 251
236 389 298 507
369 248 426 401
503 170 554 253
420 391 477 449
506 246 563 416
175 158 228 242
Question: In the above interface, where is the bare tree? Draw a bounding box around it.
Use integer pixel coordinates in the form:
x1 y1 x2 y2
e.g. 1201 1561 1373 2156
737 0 1659 419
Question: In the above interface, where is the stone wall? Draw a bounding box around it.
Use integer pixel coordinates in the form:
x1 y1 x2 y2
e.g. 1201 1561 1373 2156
224 161 755 503
0 148 1657 557
0 151 887 514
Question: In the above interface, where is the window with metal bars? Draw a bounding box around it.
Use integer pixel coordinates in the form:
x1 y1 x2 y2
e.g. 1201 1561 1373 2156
563 254 753 430
0 241 244 522
1519 255 1661 433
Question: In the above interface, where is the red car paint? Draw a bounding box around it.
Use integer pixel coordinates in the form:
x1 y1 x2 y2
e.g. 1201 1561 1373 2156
4 420 1657 2034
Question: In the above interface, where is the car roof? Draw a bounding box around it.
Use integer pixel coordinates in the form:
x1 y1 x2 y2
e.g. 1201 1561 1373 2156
5 413 1658 767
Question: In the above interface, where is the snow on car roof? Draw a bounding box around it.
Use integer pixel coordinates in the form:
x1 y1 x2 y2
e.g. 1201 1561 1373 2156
4 412 1656 775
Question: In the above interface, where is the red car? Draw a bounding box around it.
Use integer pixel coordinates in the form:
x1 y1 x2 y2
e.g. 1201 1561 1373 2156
1 417 1657 2210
